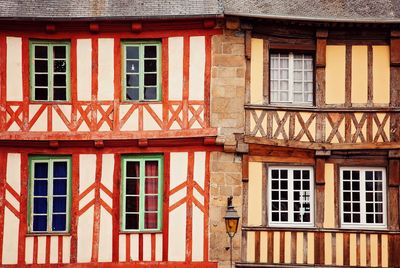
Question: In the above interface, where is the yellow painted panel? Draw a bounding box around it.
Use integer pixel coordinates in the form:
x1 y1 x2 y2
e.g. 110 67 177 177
326 45 346 104
246 231 255 262
295 112 316 142
248 162 262 225
360 233 367 266
296 232 303 264
273 231 280 263
373 46 390 104
324 233 332 265
250 38 264 104
307 232 314 264
349 233 357 265
351 46 368 103
370 234 378 267
324 163 335 228
260 232 268 262
284 232 291 263
382 234 388 267
336 233 344 265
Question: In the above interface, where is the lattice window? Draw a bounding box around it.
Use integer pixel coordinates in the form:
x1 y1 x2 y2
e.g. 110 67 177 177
30 41 70 101
270 53 313 105
121 155 163 232
29 156 71 233
268 166 314 226
341 167 386 228
122 42 161 101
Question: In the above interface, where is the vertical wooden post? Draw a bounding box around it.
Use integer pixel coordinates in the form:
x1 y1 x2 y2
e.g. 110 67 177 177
244 27 253 135
315 154 326 265
241 154 249 262
388 151 400 267
390 31 400 142
315 30 327 143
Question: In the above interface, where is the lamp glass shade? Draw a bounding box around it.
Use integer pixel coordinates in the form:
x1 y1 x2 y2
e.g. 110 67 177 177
225 217 239 238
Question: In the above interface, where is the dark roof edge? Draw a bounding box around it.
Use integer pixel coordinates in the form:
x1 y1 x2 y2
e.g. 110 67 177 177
0 13 223 21
225 12 400 24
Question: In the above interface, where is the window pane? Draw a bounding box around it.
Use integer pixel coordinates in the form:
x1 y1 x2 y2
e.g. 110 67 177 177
145 196 158 211
53 46 66 59
125 213 139 229
53 162 67 178
33 197 47 213
144 213 158 229
144 74 157 86
53 197 67 213
35 74 48 86
281 212 288 222
53 88 67 101
272 212 279 221
35 46 48 59
54 74 66 86
126 74 139 87
126 179 140 195
126 196 139 212
126 161 140 177
126 87 139 100
54 60 66 72
35 60 48 72
126 46 139 59
144 60 157 72
52 214 66 231
53 179 67 195
144 46 157 58
34 180 48 196
35 88 48 100
34 163 48 178
144 87 157 100
33 215 47 231
126 60 139 73
280 91 288 101
145 178 158 194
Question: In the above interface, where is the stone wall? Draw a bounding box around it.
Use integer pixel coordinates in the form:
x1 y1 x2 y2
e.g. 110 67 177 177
209 27 246 267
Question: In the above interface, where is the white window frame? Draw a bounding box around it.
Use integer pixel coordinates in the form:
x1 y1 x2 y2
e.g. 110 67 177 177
268 166 314 227
340 167 387 229
270 52 314 106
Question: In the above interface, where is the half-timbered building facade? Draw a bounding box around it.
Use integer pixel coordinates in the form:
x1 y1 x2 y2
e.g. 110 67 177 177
224 1 400 267
0 1 225 266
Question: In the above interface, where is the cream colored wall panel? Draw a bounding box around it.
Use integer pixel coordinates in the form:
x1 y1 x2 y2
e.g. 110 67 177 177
170 152 188 189
25 237 34 264
119 235 126 262
307 232 314 264
284 232 291 263
77 39 92 101
98 208 113 262
193 152 205 188
143 234 151 261
324 233 332 265
189 36 205 100
192 205 204 261
37 236 46 264
246 231 255 262
248 162 262 225
260 232 268 262
350 233 357 265
62 236 71 263
156 234 163 261
30 105 47 132
119 106 138 131
2 209 19 264
373 46 390 104
52 105 71 132
168 205 186 261
98 38 114 100
273 231 280 263
50 236 58 264
79 154 96 194
193 188 204 205
351 46 368 103
168 37 184 100
250 38 264 104
169 187 187 206
143 104 162 131
130 234 139 261
101 154 114 192
360 233 366 266
382 234 388 267
6 37 23 101
336 233 344 265
77 207 94 262
370 234 378 267
324 163 335 228
296 232 303 264
326 45 346 104
79 191 95 211
6 153 20 194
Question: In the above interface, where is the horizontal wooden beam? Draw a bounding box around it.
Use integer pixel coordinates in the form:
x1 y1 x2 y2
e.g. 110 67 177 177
245 104 400 113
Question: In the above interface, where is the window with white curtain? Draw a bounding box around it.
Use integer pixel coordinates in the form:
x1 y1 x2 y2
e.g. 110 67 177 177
270 53 313 105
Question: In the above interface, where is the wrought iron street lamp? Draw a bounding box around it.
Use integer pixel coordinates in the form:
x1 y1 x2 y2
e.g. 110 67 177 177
224 196 240 268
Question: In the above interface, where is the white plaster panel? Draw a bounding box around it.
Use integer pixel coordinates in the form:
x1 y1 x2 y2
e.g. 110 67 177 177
169 187 187 206
193 152 205 188
119 235 126 262
101 154 114 191
119 105 138 131
98 207 113 262
143 104 162 131
25 237 34 264
100 191 112 208
98 38 114 100
77 207 94 262
6 191 19 212
79 190 95 210
130 234 139 261
2 209 19 264
6 153 21 193
143 234 151 261
156 234 163 261
169 152 188 190
52 105 71 131
29 105 47 132
50 236 58 264
77 39 92 101
62 236 71 263
37 236 46 264
189 36 205 100
193 188 204 205
168 205 186 261
79 154 96 194
8 122 21 131
192 205 204 261
6 37 22 101
168 37 184 100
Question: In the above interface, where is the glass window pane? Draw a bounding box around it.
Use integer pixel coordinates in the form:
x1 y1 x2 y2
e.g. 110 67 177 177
126 60 139 73
144 87 157 100
34 180 48 196
53 197 67 213
125 213 139 229
144 46 157 58
144 213 158 229
271 170 279 179
34 163 48 178
280 170 288 179
144 60 157 72
54 74 66 86
281 212 288 221
33 215 47 231
280 91 288 101
53 46 66 59
35 88 48 100
52 214 66 231
126 46 139 59
35 60 48 72
145 178 158 194
343 213 351 222
126 87 139 100
145 196 158 211
126 179 140 195
35 46 48 59
126 74 139 87
53 179 67 195
126 161 140 177
126 196 139 212
144 74 157 86
280 81 288 91
272 212 279 221
54 60 66 72
35 74 48 86
53 88 67 101
375 214 383 223
53 162 67 178
145 161 158 176
33 197 47 213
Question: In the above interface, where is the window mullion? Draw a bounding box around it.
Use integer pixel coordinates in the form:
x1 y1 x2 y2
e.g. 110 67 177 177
139 160 145 231
48 160 54 232
122 159 126 231
360 170 366 225
49 44 53 101
288 168 294 224
139 45 144 101
288 53 294 103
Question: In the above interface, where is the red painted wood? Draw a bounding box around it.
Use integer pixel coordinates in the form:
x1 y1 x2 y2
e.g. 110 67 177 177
113 37 121 132
162 37 169 127
45 236 51 264
112 154 121 262
33 236 38 264
70 154 80 263
0 152 7 262
91 37 98 131
91 154 102 262
125 234 130 262
203 151 210 261
139 233 143 261
204 36 211 128
21 37 29 132
185 152 194 263
2 261 218 267
0 34 6 132
162 152 170 261
182 36 190 129
17 153 28 265
151 233 156 261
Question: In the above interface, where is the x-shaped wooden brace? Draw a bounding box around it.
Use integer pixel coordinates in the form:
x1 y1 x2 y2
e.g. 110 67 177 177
188 104 205 128
294 112 316 142
119 104 138 130
144 105 163 129
373 113 390 142
167 104 184 129
350 113 368 143
249 110 267 137
28 104 47 130
273 111 290 140
326 113 345 143
5 105 23 130
96 104 114 131
75 104 92 131
53 105 74 131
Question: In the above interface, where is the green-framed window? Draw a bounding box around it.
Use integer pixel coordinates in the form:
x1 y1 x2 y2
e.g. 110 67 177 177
122 41 161 101
28 156 71 233
121 155 163 232
30 41 70 101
